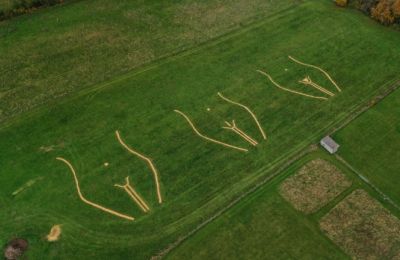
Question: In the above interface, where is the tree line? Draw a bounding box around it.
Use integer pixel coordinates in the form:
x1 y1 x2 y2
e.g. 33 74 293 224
336 0 400 25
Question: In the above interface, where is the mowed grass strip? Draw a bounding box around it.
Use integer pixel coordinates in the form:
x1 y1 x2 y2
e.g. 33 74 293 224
320 189 400 259
0 0 297 122
280 159 352 214
1 0 400 259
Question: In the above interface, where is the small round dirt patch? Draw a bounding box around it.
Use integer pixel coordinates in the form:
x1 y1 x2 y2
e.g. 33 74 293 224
4 238 28 260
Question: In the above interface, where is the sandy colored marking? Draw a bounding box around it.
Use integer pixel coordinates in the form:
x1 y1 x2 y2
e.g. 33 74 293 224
223 120 258 146
115 177 150 213
126 185 149 211
217 92 267 140
257 70 328 101
310 82 333 96
104 162 109 167
46 225 62 242
299 76 334 97
115 184 148 213
56 157 135 221
115 130 163 204
288 55 342 92
174 109 248 152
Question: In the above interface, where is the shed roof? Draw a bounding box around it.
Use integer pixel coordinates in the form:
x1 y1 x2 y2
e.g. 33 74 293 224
321 136 339 150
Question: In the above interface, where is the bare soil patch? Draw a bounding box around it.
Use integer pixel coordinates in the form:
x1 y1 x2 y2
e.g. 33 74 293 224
320 189 400 259
279 158 351 213
4 238 28 260
46 225 62 242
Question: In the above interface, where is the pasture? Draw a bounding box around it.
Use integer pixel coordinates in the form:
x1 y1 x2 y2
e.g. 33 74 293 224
334 88 400 205
0 0 296 122
1 0 400 259
168 151 399 259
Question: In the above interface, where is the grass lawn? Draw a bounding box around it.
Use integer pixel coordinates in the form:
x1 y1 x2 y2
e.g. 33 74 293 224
167 150 382 259
168 151 400 259
1 0 400 259
334 88 400 205
167 177 348 260
0 0 297 122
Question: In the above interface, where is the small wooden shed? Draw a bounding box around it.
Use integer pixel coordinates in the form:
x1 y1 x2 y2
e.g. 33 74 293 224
320 136 339 154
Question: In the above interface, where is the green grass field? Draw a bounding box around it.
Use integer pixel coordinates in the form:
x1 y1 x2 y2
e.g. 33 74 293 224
167 152 350 260
334 88 400 205
0 0 296 122
2 0 400 259
168 151 400 259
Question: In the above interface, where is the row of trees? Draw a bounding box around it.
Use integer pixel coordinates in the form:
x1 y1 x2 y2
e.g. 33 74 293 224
335 0 400 25
0 0 65 21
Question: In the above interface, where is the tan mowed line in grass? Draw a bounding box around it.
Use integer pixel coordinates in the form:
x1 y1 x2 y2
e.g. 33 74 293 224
115 130 163 204
174 109 249 152
279 158 352 214
257 55 343 101
320 189 400 259
288 55 342 92
217 92 267 140
56 157 135 221
222 120 258 146
257 70 329 101
115 177 150 213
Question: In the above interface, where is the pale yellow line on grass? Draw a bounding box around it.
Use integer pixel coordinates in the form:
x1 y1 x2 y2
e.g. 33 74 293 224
115 177 149 213
257 70 328 101
289 55 342 92
223 120 258 146
174 109 248 152
218 92 267 140
115 131 163 204
56 157 135 221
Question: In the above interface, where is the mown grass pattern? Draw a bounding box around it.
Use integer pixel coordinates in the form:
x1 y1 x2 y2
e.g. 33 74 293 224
1 0 400 259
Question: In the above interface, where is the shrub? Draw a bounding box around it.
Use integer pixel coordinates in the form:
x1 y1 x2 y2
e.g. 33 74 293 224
357 0 379 13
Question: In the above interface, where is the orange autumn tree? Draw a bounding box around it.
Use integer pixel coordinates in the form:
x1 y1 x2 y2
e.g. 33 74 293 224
371 0 396 25
393 0 400 18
